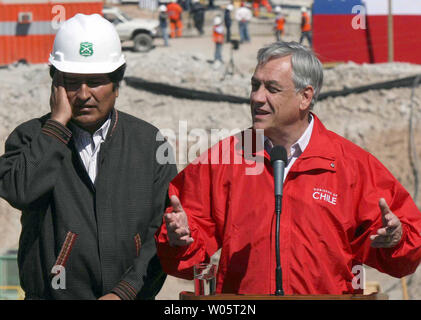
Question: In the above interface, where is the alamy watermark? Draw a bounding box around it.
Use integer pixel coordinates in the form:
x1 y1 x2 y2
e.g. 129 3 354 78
352 5 367 30
351 264 366 290
51 265 66 290
51 5 66 30
156 121 265 175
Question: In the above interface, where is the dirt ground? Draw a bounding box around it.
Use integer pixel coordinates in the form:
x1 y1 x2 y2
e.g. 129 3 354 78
1 3 421 300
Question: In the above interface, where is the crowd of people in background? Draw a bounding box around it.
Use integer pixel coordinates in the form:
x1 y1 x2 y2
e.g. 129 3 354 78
156 0 313 64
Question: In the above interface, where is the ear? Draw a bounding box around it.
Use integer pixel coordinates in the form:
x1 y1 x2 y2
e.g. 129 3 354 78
115 87 119 98
299 85 314 111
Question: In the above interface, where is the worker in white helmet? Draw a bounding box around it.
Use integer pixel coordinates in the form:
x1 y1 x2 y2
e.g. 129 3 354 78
212 15 225 65
235 1 252 43
274 6 286 42
300 6 312 47
0 13 177 300
159 4 170 46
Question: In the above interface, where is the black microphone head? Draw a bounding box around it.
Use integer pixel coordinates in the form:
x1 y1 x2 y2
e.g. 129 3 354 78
270 145 288 164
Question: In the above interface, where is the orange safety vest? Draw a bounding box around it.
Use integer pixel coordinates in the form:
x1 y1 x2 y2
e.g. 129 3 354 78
276 16 285 31
167 3 182 21
213 25 224 43
302 12 311 32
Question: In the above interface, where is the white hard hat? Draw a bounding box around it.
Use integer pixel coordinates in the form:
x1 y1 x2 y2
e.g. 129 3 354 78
227 4 234 11
49 14 125 74
275 6 281 13
301 6 307 12
159 5 167 11
213 16 222 25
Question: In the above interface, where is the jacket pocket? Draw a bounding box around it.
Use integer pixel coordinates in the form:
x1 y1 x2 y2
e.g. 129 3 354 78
52 231 78 273
134 233 142 257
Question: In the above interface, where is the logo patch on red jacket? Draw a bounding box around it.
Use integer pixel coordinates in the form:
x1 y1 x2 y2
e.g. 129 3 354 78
313 187 338 205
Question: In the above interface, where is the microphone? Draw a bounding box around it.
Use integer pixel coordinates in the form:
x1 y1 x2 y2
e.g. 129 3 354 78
270 146 288 213
270 145 288 296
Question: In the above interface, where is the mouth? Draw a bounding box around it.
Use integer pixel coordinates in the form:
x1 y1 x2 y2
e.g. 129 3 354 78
253 108 271 119
75 105 96 112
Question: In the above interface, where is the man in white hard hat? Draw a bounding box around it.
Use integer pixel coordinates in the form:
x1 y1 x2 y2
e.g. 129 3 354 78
235 2 252 43
159 4 170 46
300 6 312 47
212 16 224 65
274 6 286 42
0 13 177 300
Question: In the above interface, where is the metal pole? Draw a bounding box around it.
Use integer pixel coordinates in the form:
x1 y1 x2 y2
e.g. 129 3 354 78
401 277 409 300
388 0 394 62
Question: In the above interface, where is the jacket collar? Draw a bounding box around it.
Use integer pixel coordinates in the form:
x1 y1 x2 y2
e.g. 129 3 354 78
68 108 119 141
298 112 336 160
235 112 337 173
288 112 337 174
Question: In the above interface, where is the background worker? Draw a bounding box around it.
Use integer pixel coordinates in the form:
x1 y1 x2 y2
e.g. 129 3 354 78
167 0 184 38
159 5 170 46
235 2 252 43
190 0 206 36
274 6 285 42
212 16 225 65
224 4 234 43
155 42 421 295
252 0 272 17
299 6 312 47
0 14 177 300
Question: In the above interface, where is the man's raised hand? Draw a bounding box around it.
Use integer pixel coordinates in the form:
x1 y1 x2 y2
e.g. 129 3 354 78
164 195 194 247
370 198 403 248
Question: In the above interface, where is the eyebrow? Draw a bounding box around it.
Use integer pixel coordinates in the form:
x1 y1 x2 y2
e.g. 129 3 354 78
251 77 282 87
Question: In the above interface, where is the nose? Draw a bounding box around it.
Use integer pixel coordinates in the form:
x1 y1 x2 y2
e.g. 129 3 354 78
251 85 267 106
76 83 91 102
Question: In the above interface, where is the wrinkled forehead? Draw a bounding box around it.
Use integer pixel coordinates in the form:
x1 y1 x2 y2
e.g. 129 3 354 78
253 56 294 79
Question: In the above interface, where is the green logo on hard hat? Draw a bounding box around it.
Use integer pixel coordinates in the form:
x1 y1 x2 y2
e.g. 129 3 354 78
79 42 94 57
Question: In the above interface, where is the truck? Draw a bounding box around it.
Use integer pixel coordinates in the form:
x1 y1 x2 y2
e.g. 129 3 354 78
102 6 159 52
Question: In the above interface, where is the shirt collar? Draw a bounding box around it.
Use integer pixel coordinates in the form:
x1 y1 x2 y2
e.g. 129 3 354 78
264 113 314 159
71 114 111 142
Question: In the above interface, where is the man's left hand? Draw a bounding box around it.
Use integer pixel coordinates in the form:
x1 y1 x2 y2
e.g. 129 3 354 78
98 293 121 300
370 198 402 248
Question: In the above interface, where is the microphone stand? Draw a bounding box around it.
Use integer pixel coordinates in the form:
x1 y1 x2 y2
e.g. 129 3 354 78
270 145 287 296
275 195 284 296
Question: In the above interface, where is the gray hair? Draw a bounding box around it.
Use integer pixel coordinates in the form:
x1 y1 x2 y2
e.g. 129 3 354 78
256 41 323 109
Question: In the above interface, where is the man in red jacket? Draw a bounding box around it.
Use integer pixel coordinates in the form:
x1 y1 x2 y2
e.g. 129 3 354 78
155 41 421 295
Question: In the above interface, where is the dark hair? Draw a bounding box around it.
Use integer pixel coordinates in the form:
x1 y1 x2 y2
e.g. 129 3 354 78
49 63 126 91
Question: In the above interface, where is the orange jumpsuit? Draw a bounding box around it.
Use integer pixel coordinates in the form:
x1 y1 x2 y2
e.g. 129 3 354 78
167 2 183 38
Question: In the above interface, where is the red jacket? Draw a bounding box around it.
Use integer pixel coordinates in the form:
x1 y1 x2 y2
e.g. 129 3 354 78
155 114 421 295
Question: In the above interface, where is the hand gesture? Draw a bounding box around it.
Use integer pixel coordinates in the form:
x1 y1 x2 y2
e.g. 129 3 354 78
49 72 72 125
164 195 194 247
370 198 403 248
